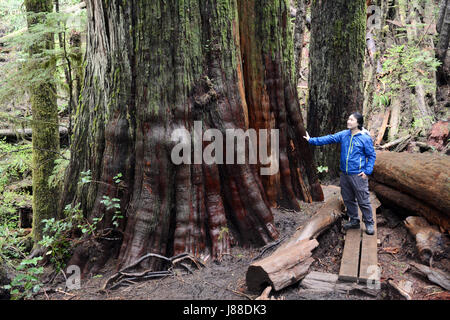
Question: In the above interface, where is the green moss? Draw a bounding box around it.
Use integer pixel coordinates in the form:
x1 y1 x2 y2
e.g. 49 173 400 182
30 81 60 243
24 0 60 244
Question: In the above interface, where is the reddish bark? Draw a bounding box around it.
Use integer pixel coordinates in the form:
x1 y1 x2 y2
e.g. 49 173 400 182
372 151 450 216
369 181 450 232
62 0 322 273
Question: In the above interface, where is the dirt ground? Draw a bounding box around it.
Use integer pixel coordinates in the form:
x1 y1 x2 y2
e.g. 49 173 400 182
33 181 449 301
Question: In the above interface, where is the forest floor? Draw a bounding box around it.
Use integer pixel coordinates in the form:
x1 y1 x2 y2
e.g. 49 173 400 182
32 180 450 301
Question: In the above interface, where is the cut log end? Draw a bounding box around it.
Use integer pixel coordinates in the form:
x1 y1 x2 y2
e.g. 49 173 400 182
246 265 273 292
246 239 318 292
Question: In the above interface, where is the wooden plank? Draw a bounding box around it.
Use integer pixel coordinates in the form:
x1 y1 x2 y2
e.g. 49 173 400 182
338 224 362 282
338 228 361 281
359 205 379 285
338 192 381 285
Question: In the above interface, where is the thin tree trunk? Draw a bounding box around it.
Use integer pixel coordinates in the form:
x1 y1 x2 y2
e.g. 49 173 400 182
398 0 435 129
69 30 83 112
437 0 448 34
294 0 305 85
24 0 60 244
307 0 367 178
436 0 450 85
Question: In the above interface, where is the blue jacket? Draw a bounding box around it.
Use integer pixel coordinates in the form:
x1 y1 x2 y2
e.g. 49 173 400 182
308 129 377 175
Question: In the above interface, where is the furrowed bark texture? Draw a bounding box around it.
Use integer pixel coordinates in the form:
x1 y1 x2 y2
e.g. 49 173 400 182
62 0 322 272
307 0 366 178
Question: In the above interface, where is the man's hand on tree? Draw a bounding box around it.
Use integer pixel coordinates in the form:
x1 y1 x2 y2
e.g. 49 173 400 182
303 131 311 141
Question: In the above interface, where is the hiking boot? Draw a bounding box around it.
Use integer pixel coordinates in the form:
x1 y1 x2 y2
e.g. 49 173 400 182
343 219 360 230
365 223 375 235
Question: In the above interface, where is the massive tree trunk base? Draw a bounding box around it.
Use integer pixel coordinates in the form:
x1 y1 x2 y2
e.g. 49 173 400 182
62 0 322 274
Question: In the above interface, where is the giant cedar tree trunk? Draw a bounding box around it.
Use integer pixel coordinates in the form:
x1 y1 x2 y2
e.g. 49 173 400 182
62 0 322 273
307 0 366 178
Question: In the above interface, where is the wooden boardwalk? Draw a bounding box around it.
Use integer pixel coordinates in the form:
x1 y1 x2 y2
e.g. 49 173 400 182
338 202 380 286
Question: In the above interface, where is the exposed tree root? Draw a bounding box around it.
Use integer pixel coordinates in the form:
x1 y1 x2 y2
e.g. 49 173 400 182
102 252 204 291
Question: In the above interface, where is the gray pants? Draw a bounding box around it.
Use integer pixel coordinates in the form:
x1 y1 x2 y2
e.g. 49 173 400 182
339 173 374 225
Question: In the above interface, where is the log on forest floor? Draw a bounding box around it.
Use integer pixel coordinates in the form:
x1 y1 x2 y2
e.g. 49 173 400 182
371 151 450 231
273 185 344 254
369 180 450 231
387 279 413 300
246 186 344 292
377 134 410 150
404 216 447 264
246 239 317 292
0 127 69 144
410 262 450 291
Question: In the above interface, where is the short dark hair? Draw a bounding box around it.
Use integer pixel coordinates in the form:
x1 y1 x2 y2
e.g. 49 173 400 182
350 112 364 130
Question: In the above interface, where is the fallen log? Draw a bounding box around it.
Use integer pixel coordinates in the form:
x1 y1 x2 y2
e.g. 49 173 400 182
410 262 450 291
369 180 450 231
246 186 345 292
415 141 434 151
372 151 450 216
378 134 410 150
404 216 447 263
0 127 69 144
387 280 413 300
393 135 413 152
246 240 317 292
274 185 344 254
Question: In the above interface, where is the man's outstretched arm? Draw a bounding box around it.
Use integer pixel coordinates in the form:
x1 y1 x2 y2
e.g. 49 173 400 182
307 130 346 146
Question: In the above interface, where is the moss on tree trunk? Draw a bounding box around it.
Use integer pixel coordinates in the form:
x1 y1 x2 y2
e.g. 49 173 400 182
61 0 323 274
24 0 60 244
307 0 366 178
